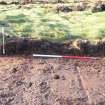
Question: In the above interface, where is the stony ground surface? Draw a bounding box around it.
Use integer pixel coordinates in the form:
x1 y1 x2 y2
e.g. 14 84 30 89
0 56 105 105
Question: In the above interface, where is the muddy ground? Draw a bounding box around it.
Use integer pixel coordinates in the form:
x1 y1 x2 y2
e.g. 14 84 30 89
0 56 105 105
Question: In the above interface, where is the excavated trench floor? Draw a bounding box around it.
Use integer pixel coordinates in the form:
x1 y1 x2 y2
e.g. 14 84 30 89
0 56 105 105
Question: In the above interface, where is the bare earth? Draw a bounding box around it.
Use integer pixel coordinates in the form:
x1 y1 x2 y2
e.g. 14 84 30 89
0 56 105 105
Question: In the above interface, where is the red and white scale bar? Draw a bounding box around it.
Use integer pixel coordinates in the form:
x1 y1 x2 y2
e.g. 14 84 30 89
33 54 99 60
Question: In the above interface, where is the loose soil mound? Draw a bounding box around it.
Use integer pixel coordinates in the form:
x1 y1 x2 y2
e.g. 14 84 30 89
0 38 105 56
0 56 105 105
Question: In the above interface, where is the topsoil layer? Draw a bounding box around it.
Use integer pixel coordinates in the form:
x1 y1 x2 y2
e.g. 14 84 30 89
1 38 105 56
0 56 105 105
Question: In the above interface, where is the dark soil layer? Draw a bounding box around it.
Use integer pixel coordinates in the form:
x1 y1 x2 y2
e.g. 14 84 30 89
0 38 105 56
0 56 105 105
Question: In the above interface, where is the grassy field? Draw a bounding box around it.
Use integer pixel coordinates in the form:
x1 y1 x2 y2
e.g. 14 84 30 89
0 4 105 42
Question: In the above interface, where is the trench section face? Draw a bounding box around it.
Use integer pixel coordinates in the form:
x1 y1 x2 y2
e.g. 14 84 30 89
1 39 105 56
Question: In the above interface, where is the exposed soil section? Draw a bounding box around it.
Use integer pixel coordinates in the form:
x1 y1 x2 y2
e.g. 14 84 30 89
1 38 105 56
0 56 105 105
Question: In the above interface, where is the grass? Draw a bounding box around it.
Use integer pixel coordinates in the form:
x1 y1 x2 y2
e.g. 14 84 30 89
0 4 105 42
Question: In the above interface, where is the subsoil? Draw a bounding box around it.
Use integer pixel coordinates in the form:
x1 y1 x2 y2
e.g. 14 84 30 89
0 56 105 105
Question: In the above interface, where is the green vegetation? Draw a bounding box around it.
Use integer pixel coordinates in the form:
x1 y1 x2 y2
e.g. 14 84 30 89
0 4 105 42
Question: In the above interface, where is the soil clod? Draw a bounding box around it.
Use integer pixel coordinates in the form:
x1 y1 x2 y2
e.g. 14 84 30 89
54 74 60 79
